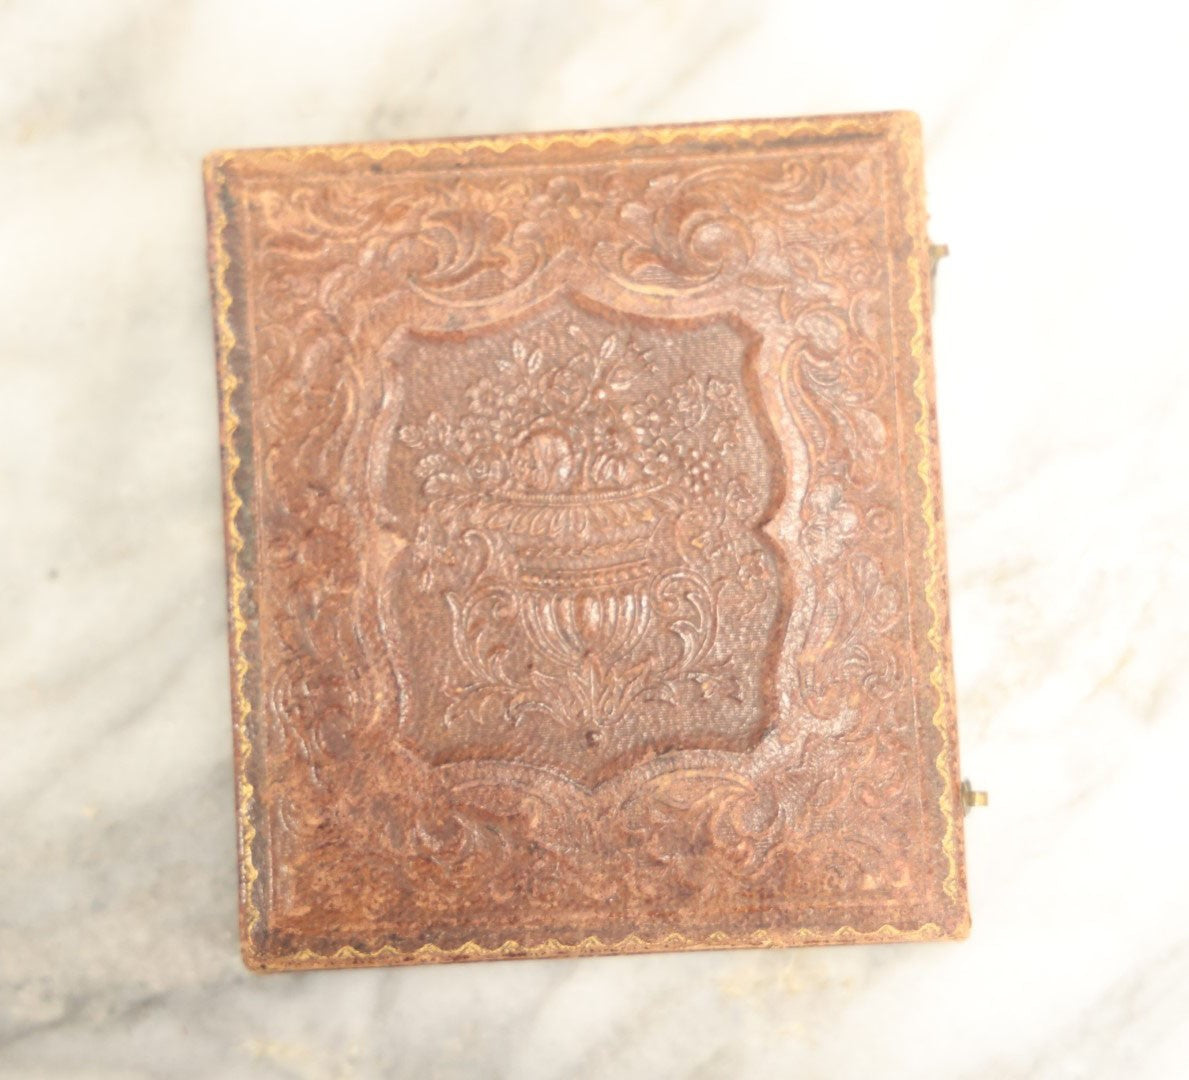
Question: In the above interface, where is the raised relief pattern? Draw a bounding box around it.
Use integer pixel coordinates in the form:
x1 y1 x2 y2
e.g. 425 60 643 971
378 302 782 785
220 123 960 961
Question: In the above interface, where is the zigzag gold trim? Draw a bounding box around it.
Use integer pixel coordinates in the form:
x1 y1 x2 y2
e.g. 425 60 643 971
207 171 261 947
207 113 965 971
894 115 963 905
205 112 892 174
269 923 948 970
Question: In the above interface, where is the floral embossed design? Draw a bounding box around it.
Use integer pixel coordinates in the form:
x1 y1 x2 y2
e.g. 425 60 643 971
379 303 782 785
219 120 966 962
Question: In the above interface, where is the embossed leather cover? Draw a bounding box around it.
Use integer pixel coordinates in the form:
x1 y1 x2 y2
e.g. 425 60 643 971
204 112 968 971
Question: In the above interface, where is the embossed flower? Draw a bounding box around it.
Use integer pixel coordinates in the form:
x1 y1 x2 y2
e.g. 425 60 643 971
674 504 719 556
738 547 769 583
710 418 740 453
486 405 521 443
826 237 881 287
590 404 634 456
588 407 639 489
544 366 586 412
624 393 666 443
723 476 757 520
455 414 490 457
467 446 508 488
694 672 742 702
545 176 582 207
705 377 739 413
396 423 425 449
512 428 576 492
802 481 860 563
505 381 531 406
465 377 503 418
524 176 604 245
277 500 355 577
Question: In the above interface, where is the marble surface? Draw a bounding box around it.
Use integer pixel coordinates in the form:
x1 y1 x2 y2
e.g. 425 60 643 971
2 1 1187 1076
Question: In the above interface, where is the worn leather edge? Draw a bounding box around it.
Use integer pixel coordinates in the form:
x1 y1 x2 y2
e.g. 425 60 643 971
891 111 969 926
204 111 970 973
265 923 956 972
205 110 901 174
205 160 267 971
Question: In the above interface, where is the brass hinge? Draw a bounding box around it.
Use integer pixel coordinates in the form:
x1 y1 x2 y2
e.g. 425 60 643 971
929 243 950 279
961 779 988 813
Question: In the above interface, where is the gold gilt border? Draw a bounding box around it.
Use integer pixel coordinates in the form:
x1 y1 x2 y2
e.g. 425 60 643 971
204 112 967 971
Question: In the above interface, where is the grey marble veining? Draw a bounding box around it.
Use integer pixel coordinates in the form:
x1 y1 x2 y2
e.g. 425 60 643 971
2 1 1187 1076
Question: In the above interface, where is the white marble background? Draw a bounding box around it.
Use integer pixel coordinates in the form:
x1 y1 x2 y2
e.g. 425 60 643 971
2 1 1186 1076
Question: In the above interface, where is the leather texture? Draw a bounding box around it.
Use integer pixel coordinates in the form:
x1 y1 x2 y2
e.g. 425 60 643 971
205 112 969 971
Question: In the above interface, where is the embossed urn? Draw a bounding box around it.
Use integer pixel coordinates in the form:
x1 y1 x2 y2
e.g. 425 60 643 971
486 486 671 666
471 421 683 670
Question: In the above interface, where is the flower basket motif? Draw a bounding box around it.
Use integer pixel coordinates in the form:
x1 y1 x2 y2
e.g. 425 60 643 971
393 308 779 769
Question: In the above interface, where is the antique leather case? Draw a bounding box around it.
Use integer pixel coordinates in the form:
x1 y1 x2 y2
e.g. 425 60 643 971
205 112 968 971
